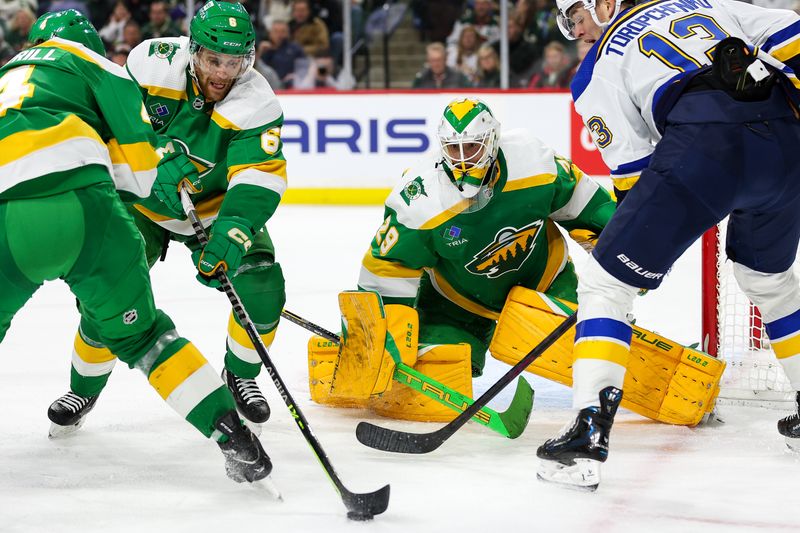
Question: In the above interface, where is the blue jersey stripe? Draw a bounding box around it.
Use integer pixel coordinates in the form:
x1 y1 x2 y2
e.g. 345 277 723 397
762 20 800 53
575 318 632 344
571 41 601 101
611 154 651 176
765 308 800 340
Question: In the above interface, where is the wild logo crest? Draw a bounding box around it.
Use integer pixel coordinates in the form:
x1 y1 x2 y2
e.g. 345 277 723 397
465 220 543 278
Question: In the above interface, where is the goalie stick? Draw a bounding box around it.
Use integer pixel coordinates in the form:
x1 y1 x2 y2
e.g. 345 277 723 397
180 189 389 520
279 310 533 438
355 312 578 454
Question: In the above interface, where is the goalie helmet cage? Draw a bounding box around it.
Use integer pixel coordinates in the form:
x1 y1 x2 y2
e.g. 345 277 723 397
702 224 795 408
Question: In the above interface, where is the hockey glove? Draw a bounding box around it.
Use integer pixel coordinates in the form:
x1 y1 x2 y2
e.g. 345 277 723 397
152 151 202 218
194 217 253 286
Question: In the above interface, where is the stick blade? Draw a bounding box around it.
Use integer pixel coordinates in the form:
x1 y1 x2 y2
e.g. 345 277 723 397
343 483 391 518
355 421 445 454
497 377 534 439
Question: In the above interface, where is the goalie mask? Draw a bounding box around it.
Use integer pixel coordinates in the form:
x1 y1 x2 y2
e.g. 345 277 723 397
437 98 500 211
189 0 256 101
555 0 621 40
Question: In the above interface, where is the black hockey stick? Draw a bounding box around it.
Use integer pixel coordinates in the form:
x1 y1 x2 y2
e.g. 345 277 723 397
356 312 578 454
180 190 389 520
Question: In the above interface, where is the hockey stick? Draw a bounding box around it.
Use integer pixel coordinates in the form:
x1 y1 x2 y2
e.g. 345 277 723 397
355 312 578 454
180 190 389 520
280 310 533 438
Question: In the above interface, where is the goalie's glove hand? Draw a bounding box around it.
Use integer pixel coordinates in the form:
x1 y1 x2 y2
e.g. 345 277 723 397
152 151 202 218
568 229 600 254
193 217 253 287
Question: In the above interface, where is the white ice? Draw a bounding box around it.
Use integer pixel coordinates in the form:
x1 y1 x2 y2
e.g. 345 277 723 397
1 205 798 533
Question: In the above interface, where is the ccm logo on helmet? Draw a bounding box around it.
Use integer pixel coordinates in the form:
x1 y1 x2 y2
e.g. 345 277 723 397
282 118 429 154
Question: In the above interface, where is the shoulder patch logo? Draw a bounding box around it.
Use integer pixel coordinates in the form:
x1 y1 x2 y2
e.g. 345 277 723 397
465 220 543 278
148 41 180 64
400 176 427 206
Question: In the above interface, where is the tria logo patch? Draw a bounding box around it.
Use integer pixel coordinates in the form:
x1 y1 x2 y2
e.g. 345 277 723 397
465 220 543 278
150 102 169 117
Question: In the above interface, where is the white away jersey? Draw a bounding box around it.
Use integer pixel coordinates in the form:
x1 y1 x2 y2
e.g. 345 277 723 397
572 0 800 188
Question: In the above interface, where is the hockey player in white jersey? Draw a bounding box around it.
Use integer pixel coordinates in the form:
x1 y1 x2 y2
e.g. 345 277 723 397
537 0 800 490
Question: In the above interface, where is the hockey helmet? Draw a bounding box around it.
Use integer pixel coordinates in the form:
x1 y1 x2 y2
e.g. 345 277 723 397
554 0 621 40
189 0 255 81
437 98 501 209
28 9 105 56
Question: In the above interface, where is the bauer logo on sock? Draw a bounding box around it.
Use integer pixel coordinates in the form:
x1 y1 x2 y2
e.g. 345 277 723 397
123 309 138 325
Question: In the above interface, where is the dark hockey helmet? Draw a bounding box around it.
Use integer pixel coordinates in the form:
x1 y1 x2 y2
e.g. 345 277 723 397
28 9 105 56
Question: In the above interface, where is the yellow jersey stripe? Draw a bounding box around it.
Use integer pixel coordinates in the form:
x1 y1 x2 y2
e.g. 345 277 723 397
535 221 568 293
612 175 640 191
574 339 631 367
210 110 241 131
227 313 277 349
143 84 187 100
73 333 116 364
428 269 500 320
419 200 472 230
106 138 159 172
0 114 104 167
362 250 423 278
133 193 224 222
503 173 557 192
771 334 800 359
771 38 800 64
148 343 207 400
228 160 287 181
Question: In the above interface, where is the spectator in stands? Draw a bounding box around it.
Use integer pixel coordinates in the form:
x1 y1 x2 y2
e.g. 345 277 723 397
0 0 36 25
141 0 182 40
474 43 500 88
5 6 35 51
263 0 292 30
492 15 540 87
295 49 354 90
109 43 130 66
258 18 305 88
99 0 132 48
290 0 329 57
254 57 284 90
447 0 501 47
412 42 472 89
568 39 593 82
0 24 15 66
122 19 142 50
411 0 463 43
527 41 572 88
523 0 571 48
447 23 483 83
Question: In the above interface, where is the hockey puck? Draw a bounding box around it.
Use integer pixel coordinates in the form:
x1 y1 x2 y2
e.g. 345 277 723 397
347 511 374 521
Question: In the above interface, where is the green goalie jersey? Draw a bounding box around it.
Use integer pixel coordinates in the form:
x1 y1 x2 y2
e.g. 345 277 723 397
125 37 287 235
0 38 160 201
358 129 616 317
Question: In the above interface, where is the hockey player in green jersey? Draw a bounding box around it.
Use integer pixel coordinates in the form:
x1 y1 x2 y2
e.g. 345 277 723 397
1 10 271 483
47 1 288 431
358 97 615 376
308 97 616 421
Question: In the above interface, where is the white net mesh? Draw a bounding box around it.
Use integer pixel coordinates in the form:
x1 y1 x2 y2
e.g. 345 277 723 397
712 220 795 406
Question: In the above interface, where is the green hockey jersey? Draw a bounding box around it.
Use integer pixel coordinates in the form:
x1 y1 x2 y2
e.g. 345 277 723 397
0 38 160 200
125 37 287 236
358 129 616 318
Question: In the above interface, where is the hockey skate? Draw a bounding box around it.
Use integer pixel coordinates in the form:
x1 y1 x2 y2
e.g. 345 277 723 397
536 386 622 492
223 369 270 426
47 392 98 439
216 411 273 483
777 391 800 452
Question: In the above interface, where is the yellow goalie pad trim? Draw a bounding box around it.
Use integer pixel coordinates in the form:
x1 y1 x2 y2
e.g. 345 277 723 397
489 287 726 426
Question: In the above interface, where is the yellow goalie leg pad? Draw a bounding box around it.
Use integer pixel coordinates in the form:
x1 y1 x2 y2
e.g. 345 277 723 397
489 287 726 426
370 343 473 422
307 335 369 408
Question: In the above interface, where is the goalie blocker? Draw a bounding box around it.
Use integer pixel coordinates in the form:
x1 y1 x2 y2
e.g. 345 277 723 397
491 287 725 426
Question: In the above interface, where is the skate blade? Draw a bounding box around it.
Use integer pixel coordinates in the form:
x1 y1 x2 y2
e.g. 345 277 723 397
48 417 86 439
537 458 601 492
785 436 800 453
253 475 283 501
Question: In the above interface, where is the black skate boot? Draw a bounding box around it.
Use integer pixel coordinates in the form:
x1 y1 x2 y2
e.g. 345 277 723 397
47 392 98 439
215 410 273 483
222 369 270 424
536 386 623 491
777 391 800 452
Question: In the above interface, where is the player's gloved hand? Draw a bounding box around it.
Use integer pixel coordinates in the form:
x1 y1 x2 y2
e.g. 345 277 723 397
152 151 202 218
193 217 253 287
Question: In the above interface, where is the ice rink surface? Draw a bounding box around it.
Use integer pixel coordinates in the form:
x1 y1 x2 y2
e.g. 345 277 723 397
1 205 798 533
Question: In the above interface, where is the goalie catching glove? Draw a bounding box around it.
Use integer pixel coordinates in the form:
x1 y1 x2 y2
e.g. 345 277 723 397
193 216 253 286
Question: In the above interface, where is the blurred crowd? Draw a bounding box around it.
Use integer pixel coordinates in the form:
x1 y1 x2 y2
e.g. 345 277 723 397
0 0 799 90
